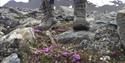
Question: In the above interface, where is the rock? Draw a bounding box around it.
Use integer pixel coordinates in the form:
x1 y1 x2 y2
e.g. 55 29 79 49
60 6 74 16
0 7 23 20
19 18 41 27
1 53 20 63
107 23 118 30
40 17 57 30
116 8 125 49
95 11 117 25
0 27 35 44
24 9 42 19
56 15 64 21
0 27 35 59
55 30 94 45
0 7 25 34
0 7 42 30
56 14 74 22
78 38 93 50
0 16 19 26
0 31 4 37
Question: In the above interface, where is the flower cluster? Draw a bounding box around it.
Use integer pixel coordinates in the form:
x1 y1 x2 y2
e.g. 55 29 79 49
32 45 81 63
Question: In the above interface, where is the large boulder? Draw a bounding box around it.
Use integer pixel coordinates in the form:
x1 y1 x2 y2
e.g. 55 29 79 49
0 27 36 61
0 27 35 43
55 30 95 49
1 53 20 63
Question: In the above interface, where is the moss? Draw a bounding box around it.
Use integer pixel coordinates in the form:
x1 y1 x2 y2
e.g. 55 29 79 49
40 55 53 63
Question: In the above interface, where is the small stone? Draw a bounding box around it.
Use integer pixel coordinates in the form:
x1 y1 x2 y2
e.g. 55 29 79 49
1 53 20 63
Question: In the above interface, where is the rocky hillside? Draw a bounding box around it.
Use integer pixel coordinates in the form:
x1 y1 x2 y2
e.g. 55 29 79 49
0 5 125 63
3 0 124 13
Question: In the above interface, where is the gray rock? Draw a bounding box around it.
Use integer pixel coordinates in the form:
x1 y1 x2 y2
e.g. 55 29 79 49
1 53 20 63
40 17 57 30
0 16 20 27
56 15 74 21
55 30 95 44
0 27 35 60
95 11 117 25
60 6 74 16
0 7 23 20
0 7 25 34
19 18 41 27
24 10 42 19
0 27 35 44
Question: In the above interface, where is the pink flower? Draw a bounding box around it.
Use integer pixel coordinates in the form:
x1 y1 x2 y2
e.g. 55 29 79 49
34 46 53 54
62 51 69 57
33 26 43 32
72 53 80 63
56 29 66 32
33 29 42 32
42 48 50 53
41 45 54 53
111 51 121 57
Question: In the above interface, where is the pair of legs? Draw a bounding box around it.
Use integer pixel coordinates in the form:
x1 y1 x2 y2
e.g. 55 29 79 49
41 0 89 30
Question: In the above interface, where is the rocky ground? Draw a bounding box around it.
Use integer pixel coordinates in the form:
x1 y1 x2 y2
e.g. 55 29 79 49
0 6 125 63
